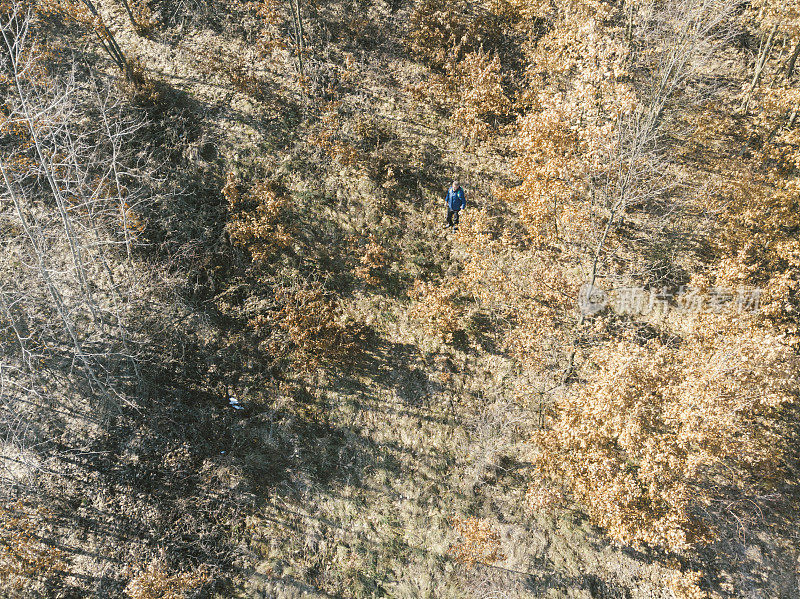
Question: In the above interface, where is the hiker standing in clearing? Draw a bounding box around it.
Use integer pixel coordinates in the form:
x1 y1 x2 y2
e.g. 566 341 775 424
444 180 466 229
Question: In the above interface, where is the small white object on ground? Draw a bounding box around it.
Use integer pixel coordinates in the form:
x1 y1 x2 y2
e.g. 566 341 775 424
228 395 244 410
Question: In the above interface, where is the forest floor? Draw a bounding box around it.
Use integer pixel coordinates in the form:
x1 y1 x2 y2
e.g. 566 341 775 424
33 1 800 597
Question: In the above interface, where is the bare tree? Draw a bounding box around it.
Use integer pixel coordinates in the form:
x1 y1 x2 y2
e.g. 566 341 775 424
562 0 741 381
0 0 156 485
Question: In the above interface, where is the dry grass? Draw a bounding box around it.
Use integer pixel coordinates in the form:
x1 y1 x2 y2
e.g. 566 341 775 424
5 1 799 598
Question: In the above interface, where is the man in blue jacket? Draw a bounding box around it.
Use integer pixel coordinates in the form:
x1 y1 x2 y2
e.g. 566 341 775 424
444 180 466 229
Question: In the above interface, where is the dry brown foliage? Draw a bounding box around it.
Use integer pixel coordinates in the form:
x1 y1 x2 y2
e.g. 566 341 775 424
221 0 287 57
123 56 168 105
456 208 575 367
665 569 720 599
36 0 95 25
0 501 65 594
534 326 799 552
128 0 157 35
496 3 635 242
308 102 360 166
37 0 130 74
353 234 389 285
408 279 463 342
267 283 360 371
406 0 515 70
225 173 293 262
450 50 511 141
698 76 800 349
124 560 209 599
197 48 268 98
449 516 505 567
444 1 795 562
406 0 468 69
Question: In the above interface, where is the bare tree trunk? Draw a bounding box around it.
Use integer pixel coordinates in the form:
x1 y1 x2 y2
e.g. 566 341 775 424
740 23 778 113
288 0 304 76
783 37 800 80
117 0 136 24
77 0 130 76
295 0 305 62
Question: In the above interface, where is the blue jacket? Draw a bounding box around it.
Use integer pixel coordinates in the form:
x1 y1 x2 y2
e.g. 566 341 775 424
446 186 466 211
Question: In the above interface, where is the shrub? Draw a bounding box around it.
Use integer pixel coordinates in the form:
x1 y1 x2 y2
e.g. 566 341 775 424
307 102 360 166
268 283 361 371
406 0 518 70
124 57 170 107
198 48 269 98
450 50 511 141
225 173 293 263
0 501 65 594
353 234 389 286
665 569 718 599
129 0 158 36
533 327 799 552
124 560 209 599
406 0 467 69
408 279 463 342
449 516 505 567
